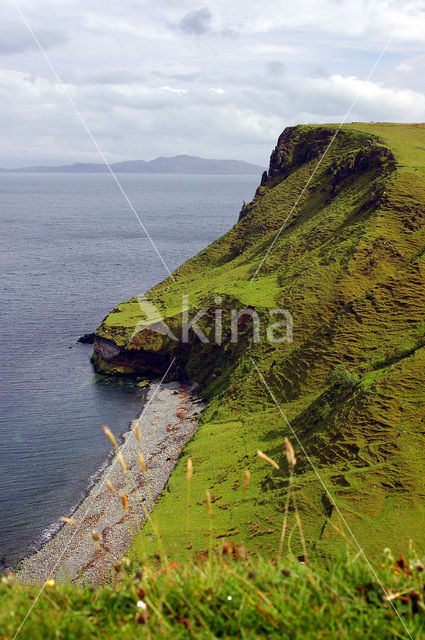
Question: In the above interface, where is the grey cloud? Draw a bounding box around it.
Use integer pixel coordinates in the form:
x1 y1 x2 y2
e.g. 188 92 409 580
0 20 68 55
266 61 287 76
220 27 238 38
1 1 424 167
72 69 144 85
311 67 328 78
178 7 212 35
153 71 202 82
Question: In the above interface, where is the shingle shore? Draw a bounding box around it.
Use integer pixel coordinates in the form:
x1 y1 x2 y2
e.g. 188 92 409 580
17 381 203 585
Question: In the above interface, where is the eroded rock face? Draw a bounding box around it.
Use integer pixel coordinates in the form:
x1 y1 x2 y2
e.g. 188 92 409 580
91 336 180 378
327 144 396 198
267 126 336 181
238 126 337 221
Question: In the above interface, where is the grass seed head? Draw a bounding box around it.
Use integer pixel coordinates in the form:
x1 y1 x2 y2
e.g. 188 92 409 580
137 451 146 473
284 438 297 467
106 479 115 494
186 458 193 480
92 531 100 542
61 516 77 527
244 469 251 491
135 422 142 445
257 450 280 471
117 452 128 476
120 492 129 512
102 424 118 450
206 490 213 516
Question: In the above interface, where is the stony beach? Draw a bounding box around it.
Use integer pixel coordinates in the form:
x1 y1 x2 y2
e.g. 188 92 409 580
17 381 203 585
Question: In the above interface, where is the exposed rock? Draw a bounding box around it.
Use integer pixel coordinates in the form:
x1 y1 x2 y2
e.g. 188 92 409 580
268 126 336 180
327 144 396 199
91 336 185 379
77 332 95 344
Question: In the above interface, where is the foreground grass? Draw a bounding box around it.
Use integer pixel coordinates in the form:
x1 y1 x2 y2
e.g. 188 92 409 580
2 547 425 639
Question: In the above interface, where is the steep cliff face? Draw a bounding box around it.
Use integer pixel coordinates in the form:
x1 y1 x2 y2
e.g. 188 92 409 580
93 123 425 561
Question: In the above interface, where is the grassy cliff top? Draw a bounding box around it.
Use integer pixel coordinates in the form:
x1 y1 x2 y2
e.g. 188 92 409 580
94 123 425 564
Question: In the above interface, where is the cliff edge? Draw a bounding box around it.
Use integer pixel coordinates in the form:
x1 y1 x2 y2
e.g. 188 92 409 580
92 123 425 561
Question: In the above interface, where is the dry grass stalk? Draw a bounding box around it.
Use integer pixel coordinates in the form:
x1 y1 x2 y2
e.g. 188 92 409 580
256 438 308 567
186 458 193 480
61 516 77 527
135 422 142 445
186 458 193 512
278 485 291 563
294 503 310 567
257 450 280 470
284 438 297 467
119 492 129 512
244 470 251 491
206 490 213 516
117 452 128 476
101 424 118 450
137 451 146 473
106 479 115 494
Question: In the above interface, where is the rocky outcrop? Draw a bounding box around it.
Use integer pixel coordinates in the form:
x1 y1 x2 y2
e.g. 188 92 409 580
327 143 396 199
91 336 183 378
78 332 95 344
267 126 336 181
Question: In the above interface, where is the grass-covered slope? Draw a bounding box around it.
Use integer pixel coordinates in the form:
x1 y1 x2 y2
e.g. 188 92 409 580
93 123 425 562
5 547 425 639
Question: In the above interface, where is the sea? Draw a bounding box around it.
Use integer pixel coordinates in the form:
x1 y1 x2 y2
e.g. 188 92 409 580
0 172 259 568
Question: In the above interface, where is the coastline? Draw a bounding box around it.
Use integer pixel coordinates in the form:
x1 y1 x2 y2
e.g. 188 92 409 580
17 380 203 585
21 385 150 563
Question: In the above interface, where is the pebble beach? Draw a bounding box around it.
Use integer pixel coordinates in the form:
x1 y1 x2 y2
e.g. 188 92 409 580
17 381 203 585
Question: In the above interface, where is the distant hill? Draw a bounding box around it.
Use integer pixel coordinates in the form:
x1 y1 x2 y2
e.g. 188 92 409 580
5 155 264 175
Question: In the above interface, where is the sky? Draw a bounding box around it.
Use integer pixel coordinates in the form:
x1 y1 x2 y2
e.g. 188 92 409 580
1 0 425 167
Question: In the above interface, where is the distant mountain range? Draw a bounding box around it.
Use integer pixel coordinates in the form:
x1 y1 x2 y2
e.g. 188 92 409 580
0 155 264 175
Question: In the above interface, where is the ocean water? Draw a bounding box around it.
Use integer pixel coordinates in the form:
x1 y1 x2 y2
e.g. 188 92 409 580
0 172 259 567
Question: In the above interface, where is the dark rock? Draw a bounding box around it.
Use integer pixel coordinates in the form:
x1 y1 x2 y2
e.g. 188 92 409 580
91 336 186 379
327 144 396 200
78 332 95 344
268 126 336 181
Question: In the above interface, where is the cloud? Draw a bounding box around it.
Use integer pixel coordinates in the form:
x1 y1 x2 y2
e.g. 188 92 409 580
2 60 425 168
1 0 425 167
177 7 212 35
160 85 188 94
71 69 146 85
266 61 287 76
0 19 67 55
388 54 425 92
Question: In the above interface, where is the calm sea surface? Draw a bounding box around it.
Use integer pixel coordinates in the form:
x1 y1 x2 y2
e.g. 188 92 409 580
0 172 259 567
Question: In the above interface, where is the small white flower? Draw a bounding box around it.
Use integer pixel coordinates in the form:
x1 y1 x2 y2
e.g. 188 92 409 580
137 600 147 610
227 596 232 601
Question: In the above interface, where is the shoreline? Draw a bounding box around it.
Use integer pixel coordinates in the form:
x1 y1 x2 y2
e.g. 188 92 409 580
21 386 150 563
17 380 203 585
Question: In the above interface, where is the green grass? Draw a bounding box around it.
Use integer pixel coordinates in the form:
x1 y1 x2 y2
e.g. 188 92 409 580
91 123 425 564
5 122 425 640
4 546 425 639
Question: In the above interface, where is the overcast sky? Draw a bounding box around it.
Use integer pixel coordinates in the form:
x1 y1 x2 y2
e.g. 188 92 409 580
1 0 425 167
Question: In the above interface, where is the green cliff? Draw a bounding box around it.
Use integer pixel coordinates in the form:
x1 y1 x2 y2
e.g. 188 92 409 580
93 123 425 561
